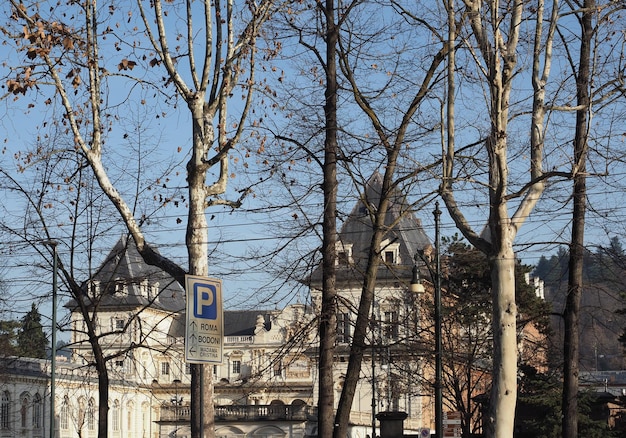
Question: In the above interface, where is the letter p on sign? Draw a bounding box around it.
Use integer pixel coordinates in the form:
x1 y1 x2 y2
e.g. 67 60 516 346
193 283 217 319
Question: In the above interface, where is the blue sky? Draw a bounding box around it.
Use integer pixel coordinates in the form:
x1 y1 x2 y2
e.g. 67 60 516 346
0 0 625 343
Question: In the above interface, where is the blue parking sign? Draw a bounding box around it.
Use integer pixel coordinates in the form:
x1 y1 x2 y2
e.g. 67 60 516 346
185 275 223 364
193 283 217 319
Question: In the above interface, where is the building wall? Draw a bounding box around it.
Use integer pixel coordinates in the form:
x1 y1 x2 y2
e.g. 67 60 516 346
4 257 440 437
0 357 156 438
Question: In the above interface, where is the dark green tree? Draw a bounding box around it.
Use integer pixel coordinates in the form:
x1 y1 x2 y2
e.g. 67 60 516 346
0 319 20 356
516 364 620 438
533 247 569 287
17 303 47 359
440 235 552 437
516 364 562 438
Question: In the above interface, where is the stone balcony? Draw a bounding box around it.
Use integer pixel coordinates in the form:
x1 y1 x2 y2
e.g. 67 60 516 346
159 404 317 423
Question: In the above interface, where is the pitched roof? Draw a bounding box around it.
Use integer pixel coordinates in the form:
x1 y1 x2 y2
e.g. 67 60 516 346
224 310 272 336
69 236 185 313
310 172 432 284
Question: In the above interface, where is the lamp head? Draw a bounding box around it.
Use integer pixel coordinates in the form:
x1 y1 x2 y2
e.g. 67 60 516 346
409 264 424 294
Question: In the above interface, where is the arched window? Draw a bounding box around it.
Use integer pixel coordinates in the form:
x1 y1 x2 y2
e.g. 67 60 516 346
77 397 86 432
251 425 286 438
1 391 11 429
141 402 150 436
87 398 96 431
112 399 120 432
126 400 134 437
60 396 70 430
20 393 29 428
33 394 42 429
215 426 245 438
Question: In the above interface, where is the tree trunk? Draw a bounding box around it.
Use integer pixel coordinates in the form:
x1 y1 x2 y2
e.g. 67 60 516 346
333 170 396 438
562 1 592 436
318 0 339 435
333 224 384 438
92 338 109 438
187 99 215 438
486 247 517 437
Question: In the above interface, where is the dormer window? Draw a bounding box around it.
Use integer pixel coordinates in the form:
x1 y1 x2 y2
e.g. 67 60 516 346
384 250 395 264
336 242 353 266
141 278 149 296
150 282 160 299
381 239 400 265
114 281 127 295
88 280 100 296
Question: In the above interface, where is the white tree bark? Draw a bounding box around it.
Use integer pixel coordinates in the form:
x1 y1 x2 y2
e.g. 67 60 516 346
441 0 552 436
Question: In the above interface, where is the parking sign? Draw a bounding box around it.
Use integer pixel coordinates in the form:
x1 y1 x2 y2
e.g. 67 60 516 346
185 275 223 364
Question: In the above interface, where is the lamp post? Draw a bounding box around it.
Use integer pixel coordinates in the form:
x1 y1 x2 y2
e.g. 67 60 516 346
42 240 58 438
433 202 442 438
371 295 377 438
412 202 442 438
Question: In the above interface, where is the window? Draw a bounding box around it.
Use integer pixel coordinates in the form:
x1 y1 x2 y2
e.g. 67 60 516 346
337 312 351 344
384 250 395 264
337 251 349 265
150 282 160 299
252 425 287 437
89 280 100 296
126 401 134 432
232 360 241 374
132 320 139 342
273 360 283 377
115 360 124 368
161 362 170 376
115 318 125 330
60 396 69 430
20 394 28 428
32 394 42 429
87 399 95 431
335 242 353 265
114 281 126 295
389 376 400 411
141 279 149 297
76 397 85 432
380 239 400 265
1 391 10 429
112 400 120 432
141 403 149 436
384 311 399 340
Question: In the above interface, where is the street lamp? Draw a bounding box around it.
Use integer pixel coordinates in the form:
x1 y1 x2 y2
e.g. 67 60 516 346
371 295 378 438
433 202 442 438
410 264 425 294
41 240 58 438
412 202 442 438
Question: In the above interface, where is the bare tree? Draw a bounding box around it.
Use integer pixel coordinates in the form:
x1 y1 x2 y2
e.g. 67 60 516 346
440 0 556 435
332 4 448 435
266 1 448 435
1 143 121 437
316 0 341 434
562 0 593 436
3 0 278 436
